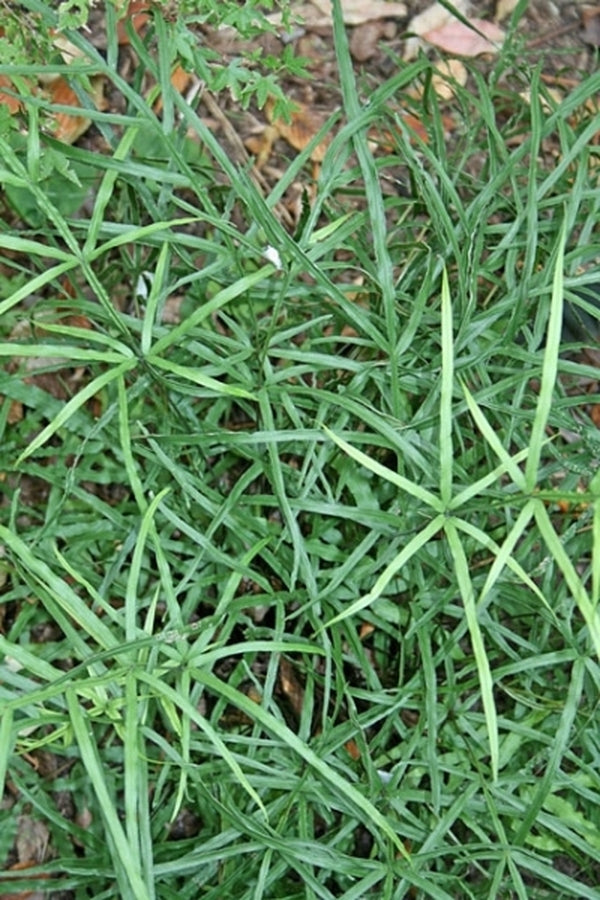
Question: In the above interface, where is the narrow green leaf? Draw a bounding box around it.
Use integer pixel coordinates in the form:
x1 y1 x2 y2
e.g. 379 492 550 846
146 354 256 399
0 343 133 364
444 519 499 781
323 426 443 511
514 657 584 845
126 487 171 641
141 242 170 356
324 515 445 628
0 260 78 317
0 525 119 651
525 219 566 491
590 466 600 609
151 264 276 356
66 689 151 900
84 124 140 255
0 708 14 798
439 267 454 506
534 503 600 658
461 380 527 492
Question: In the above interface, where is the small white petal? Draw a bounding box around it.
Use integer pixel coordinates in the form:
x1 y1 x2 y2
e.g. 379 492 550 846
263 246 282 270
136 271 154 300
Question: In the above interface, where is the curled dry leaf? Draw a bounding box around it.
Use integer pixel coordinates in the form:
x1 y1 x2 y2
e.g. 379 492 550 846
2 76 106 143
51 32 95 68
0 30 25 113
0 27 105 144
422 19 505 56
309 0 406 26
38 32 96 86
161 294 186 324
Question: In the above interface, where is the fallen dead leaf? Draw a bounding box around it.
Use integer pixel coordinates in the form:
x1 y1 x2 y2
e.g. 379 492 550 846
245 125 280 169
161 294 186 324
582 6 600 46
0 27 106 144
309 0 407 26
265 96 331 163
400 112 431 142
422 19 505 56
0 75 24 114
14 814 50 864
430 59 468 99
266 3 336 31
404 0 468 59
494 0 520 22
117 0 151 45
246 686 262 704
350 20 395 62
154 65 193 114
5 399 24 424
368 112 431 150
344 738 361 760
0 880 47 900
76 807 93 830
279 657 305 718
45 75 106 143
519 86 562 113
51 32 95 68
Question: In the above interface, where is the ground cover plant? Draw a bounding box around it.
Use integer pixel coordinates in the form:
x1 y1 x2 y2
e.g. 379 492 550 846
1 0 600 897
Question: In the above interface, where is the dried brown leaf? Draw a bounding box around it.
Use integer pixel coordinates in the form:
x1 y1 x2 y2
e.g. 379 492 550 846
154 65 193 114
265 97 330 162
345 738 361 760
279 658 304 717
0 75 24 114
46 75 106 144
117 0 152 45
245 125 279 169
